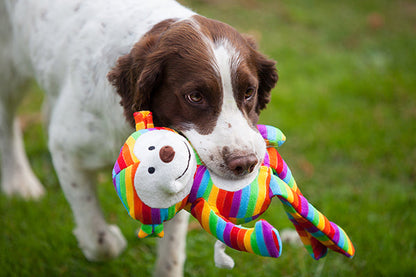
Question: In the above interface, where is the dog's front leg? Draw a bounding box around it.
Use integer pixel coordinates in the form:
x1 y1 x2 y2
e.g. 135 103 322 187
154 210 189 277
50 147 127 261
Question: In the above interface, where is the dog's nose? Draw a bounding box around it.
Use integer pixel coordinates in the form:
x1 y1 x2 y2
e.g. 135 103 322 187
159 145 175 163
226 154 258 176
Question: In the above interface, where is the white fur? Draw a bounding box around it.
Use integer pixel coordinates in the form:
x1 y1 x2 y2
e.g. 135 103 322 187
214 240 235 269
1 0 195 271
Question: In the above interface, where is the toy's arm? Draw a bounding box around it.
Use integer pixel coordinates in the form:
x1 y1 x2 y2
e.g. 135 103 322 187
265 146 330 259
190 198 282 258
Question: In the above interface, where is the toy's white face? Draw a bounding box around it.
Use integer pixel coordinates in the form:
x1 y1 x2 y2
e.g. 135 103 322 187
133 130 196 208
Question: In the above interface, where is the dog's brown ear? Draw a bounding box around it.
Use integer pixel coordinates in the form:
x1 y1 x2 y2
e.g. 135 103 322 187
242 34 259 50
255 53 278 113
243 34 278 113
108 19 175 127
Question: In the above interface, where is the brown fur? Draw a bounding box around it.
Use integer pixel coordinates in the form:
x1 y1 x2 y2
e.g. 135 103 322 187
108 15 278 133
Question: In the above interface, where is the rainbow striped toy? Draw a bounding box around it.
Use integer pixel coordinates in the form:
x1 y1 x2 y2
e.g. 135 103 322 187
113 111 355 259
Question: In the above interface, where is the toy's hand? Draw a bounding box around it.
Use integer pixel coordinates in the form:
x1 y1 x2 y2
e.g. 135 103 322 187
257 125 286 148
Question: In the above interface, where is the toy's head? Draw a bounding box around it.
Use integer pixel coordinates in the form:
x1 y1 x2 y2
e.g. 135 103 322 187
132 129 196 208
113 112 196 227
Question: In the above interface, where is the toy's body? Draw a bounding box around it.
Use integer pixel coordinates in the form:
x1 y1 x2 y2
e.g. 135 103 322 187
113 111 355 259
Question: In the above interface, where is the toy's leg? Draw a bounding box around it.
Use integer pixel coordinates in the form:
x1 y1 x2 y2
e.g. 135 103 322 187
267 148 330 258
0 14 45 199
214 240 235 269
154 210 189 277
269 175 355 259
191 199 282 258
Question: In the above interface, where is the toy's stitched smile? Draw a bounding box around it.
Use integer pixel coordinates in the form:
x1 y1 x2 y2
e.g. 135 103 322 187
175 141 192 181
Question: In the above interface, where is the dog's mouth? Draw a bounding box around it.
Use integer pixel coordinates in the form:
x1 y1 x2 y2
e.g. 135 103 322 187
208 166 259 192
196 148 263 191
180 121 266 191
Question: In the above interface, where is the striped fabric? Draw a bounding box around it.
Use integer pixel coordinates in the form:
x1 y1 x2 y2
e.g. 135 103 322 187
189 165 272 224
112 111 355 259
191 199 281 258
188 165 281 257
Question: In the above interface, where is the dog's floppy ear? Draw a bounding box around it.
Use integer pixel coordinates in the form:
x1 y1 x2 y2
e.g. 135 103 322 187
108 19 175 127
243 34 278 113
255 52 278 113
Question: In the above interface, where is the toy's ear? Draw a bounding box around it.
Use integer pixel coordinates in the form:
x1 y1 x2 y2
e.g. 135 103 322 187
134 111 154 131
257 125 286 148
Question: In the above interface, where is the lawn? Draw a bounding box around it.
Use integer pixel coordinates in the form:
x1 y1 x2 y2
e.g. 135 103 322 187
1 0 415 276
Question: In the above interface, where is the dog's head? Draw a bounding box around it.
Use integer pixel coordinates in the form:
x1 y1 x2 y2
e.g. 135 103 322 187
108 15 278 189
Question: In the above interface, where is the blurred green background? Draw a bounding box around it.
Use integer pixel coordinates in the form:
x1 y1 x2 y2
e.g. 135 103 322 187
1 0 415 276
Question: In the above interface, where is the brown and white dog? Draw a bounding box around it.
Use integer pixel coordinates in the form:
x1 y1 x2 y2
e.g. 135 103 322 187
0 0 277 275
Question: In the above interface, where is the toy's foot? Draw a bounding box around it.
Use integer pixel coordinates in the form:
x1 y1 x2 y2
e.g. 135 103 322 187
214 240 235 269
253 220 282 257
74 224 127 261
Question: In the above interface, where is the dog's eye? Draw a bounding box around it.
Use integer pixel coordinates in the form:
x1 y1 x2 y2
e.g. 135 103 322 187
148 146 155 151
148 167 155 174
244 87 256 100
185 91 204 104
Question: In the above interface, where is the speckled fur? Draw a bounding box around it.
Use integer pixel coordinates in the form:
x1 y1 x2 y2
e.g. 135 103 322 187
1 0 194 273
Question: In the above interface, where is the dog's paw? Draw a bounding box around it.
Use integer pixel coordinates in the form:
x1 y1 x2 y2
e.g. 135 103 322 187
1 170 45 200
214 240 235 269
280 228 302 247
74 224 127 262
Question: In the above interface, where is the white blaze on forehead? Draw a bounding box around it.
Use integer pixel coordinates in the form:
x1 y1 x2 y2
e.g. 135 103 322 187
211 39 241 100
210 39 252 148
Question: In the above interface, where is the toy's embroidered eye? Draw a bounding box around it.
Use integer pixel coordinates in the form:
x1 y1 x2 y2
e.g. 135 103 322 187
148 167 155 174
148 146 155 151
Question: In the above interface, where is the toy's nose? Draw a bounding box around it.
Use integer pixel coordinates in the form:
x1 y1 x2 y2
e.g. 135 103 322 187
159 145 175 163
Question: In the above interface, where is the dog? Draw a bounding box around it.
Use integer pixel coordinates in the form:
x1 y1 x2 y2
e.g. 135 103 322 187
0 0 277 275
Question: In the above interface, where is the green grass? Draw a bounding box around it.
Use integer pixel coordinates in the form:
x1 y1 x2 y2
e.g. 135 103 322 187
1 0 415 276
